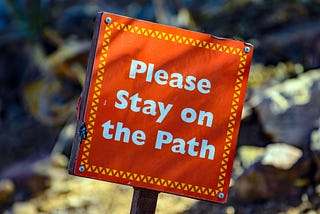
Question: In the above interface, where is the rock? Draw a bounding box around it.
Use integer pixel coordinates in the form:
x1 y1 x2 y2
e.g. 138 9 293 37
12 202 37 214
237 111 271 147
234 144 311 201
0 158 51 198
248 62 304 88
0 179 15 204
237 146 265 168
225 206 235 214
50 154 68 169
193 1 320 68
311 118 320 182
0 117 60 174
255 69 320 147
255 20 320 69
234 162 309 202
316 184 320 195
261 143 303 170
3 156 196 214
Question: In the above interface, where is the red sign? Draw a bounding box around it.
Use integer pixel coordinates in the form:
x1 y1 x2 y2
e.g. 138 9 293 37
69 12 253 203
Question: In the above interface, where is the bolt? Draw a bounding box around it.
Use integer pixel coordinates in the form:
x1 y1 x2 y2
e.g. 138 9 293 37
244 46 250 53
218 192 224 199
79 166 85 172
105 17 112 24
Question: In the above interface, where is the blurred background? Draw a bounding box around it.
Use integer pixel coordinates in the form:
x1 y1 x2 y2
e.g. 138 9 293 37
0 0 319 213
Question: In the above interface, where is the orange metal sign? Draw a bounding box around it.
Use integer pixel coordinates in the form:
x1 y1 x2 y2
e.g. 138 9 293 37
69 12 253 203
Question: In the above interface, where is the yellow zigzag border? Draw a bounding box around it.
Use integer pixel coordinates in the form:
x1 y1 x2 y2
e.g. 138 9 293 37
79 19 249 199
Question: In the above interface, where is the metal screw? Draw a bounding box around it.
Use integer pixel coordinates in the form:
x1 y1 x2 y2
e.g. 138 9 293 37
218 192 224 199
79 166 85 172
105 17 112 24
244 46 250 53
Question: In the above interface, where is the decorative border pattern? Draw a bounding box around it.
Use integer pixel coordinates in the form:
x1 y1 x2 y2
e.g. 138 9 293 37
78 18 249 199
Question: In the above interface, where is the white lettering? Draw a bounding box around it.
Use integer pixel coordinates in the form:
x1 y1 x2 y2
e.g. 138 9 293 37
129 59 212 94
154 130 215 160
155 130 172 149
101 120 146 145
115 89 173 123
114 90 128 109
181 108 197 123
129 60 147 79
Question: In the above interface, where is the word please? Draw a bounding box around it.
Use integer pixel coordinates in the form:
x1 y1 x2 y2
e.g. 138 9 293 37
102 120 215 160
129 59 212 94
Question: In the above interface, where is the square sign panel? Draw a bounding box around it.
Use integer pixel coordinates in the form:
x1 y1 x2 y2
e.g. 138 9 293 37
69 12 253 203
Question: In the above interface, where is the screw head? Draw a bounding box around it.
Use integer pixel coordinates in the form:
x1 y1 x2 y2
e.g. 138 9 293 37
244 46 250 53
218 192 224 199
105 17 112 24
79 166 85 172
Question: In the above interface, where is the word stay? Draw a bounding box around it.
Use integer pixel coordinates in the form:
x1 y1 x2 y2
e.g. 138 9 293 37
114 89 214 127
115 89 173 123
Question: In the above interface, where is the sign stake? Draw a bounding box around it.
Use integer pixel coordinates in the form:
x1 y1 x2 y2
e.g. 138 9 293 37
130 187 159 214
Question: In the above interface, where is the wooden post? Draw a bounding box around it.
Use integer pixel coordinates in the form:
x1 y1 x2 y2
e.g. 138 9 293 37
130 187 159 214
